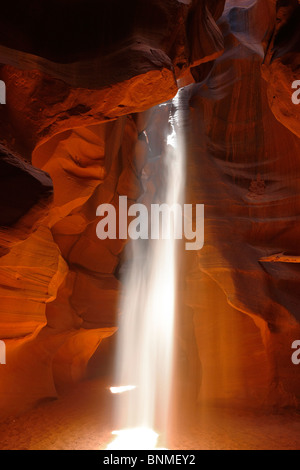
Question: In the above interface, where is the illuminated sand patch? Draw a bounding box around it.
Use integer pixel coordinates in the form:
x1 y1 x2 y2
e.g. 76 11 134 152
110 385 136 394
106 428 164 450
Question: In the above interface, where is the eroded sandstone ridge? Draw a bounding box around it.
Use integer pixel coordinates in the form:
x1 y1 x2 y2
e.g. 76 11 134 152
0 0 299 418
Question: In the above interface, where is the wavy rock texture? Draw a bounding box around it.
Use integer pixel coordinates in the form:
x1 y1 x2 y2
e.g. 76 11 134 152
0 0 299 419
262 0 300 137
183 0 300 409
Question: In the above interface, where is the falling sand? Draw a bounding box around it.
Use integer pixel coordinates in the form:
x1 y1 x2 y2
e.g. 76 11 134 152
0 378 299 450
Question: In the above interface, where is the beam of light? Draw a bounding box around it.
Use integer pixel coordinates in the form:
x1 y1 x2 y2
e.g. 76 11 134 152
107 91 185 450
167 122 177 149
110 385 136 394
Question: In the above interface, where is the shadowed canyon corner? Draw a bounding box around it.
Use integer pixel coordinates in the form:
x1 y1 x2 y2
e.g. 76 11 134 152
0 0 300 452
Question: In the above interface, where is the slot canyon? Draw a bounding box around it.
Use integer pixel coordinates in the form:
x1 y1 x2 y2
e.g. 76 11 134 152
0 0 300 451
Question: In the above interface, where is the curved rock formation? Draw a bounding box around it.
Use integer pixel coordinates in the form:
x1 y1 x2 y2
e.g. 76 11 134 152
262 0 300 137
184 0 300 409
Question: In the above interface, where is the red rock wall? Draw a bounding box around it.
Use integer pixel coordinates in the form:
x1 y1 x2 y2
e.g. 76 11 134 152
183 0 300 409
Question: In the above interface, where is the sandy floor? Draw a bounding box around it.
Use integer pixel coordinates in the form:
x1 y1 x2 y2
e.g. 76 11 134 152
0 378 299 450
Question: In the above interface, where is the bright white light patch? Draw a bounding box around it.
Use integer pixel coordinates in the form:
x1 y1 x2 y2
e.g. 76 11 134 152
106 428 160 450
167 123 177 149
110 385 136 394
